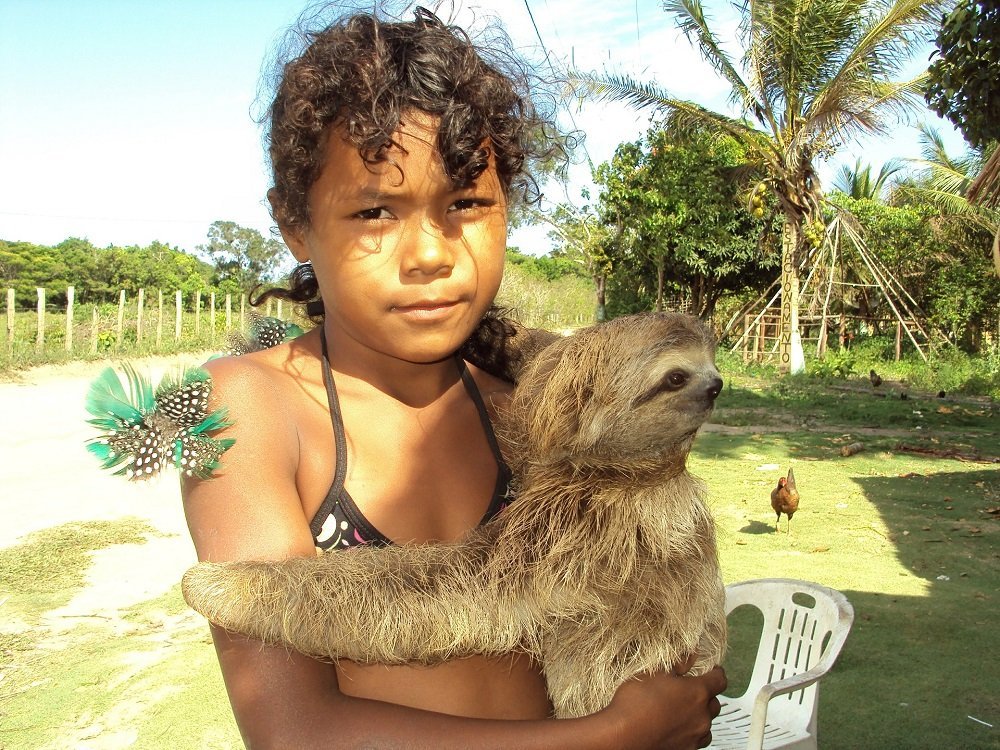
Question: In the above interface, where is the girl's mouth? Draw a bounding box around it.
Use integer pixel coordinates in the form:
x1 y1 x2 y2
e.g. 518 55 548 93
392 300 461 320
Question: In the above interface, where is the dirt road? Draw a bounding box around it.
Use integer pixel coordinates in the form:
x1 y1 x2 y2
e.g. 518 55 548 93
0 354 213 613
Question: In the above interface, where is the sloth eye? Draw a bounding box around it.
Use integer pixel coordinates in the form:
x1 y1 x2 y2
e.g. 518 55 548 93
663 370 689 390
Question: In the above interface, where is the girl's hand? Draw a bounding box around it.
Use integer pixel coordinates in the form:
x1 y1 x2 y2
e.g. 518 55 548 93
602 659 727 750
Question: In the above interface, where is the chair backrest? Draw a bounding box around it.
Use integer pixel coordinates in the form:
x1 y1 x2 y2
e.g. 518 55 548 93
724 578 854 735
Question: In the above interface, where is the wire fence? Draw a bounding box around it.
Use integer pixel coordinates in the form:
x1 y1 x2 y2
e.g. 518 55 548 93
2 286 301 370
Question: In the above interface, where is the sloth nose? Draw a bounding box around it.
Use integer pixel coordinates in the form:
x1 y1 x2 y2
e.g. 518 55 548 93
706 376 723 401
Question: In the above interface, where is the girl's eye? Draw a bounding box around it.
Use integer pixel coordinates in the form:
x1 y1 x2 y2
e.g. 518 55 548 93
355 207 392 221
450 198 492 212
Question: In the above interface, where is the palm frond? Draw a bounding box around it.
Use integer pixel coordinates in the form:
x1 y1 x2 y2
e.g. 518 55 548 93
807 0 945 140
662 0 769 127
833 156 908 198
572 71 779 161
896 183 990 221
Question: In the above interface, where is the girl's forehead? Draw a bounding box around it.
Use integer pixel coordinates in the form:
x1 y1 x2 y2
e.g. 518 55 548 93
317 111 499 197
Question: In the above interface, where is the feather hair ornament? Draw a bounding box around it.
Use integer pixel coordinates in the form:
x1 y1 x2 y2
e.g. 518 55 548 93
85 364 234 480
226 311 304 355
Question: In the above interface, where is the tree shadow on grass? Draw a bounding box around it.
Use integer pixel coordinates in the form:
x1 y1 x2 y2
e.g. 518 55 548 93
718 462 999 749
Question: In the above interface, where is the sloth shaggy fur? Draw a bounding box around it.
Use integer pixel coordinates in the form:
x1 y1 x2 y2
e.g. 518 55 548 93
182 312 727 718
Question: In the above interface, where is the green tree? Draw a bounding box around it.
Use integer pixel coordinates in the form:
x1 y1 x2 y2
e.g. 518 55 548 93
897 125 1000 275
832 158 906 200
534 198 616 321
925 0 1000 150
577 0 945 368
1 238 217 306
593 126 775 319
200 221 286 292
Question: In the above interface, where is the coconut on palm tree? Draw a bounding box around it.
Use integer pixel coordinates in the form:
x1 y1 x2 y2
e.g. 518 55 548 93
576 0 947 370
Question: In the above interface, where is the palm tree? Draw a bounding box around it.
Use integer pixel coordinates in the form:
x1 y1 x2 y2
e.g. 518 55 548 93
833 158 906 200
576 0 947 369
898 125 1000 276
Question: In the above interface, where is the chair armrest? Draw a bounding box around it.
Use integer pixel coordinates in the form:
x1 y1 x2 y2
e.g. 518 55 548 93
743 662 835 750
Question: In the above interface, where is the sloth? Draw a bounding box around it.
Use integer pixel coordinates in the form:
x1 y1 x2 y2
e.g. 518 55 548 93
182 311 727 718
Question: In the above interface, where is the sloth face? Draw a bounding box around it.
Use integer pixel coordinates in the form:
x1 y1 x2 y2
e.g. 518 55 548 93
513 313 722 466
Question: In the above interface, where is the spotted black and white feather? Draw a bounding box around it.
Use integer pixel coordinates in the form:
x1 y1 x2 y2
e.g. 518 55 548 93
226 311 305 355
85 364 234 480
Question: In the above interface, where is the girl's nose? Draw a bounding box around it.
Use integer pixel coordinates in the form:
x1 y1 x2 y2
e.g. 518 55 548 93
402 219 455 277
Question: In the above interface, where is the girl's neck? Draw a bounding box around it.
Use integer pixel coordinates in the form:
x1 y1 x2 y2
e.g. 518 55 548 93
320 325 463 409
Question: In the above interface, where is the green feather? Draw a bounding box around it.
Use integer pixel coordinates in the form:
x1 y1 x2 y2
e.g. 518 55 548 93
85 367 145 430
191 407 232 435
123 363 155 413
85 363 235 481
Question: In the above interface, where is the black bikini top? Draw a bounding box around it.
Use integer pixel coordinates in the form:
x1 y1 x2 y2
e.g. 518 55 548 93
309 331 514 550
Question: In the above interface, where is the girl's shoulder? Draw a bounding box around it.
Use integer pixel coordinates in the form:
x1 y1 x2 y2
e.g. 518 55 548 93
465 360 514 420
202 330 324 427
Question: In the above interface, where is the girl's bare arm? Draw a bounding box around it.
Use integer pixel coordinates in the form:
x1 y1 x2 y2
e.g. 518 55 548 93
182 355 723 750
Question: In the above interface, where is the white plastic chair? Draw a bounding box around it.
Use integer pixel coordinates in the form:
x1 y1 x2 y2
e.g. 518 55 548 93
707 578 855 750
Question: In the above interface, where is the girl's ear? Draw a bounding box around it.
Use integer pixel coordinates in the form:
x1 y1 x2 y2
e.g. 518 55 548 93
268 188 309 262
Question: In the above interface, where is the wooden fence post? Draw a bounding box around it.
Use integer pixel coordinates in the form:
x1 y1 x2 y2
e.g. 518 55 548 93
35 287 45 353
265 299 273 317
226 294 232 330
91 306 99 354
895 321 902 361
195 290 202 335
276 299 283 319
210 292 216 342
66 285 75 352
116 290 126 349
136 288 145 343
6 289 13 354
175 290 182 340
156 290 164 349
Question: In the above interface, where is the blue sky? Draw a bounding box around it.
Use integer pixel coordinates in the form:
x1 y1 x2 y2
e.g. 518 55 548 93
0 0 966 257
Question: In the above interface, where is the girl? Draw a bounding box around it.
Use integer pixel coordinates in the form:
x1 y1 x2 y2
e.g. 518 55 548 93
181 6 726 748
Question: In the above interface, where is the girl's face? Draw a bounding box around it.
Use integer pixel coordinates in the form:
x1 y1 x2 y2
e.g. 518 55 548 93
281 111 508 366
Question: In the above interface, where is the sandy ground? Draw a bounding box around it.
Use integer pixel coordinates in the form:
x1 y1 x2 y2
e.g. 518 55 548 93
0 353 216 617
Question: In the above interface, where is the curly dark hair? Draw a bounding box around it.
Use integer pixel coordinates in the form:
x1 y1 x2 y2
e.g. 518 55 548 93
251 3 563 380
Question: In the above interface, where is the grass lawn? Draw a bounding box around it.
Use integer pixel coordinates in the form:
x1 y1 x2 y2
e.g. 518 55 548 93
703 371 998 749
0 368 996 749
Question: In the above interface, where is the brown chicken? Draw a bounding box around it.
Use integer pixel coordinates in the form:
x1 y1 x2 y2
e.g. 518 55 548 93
770 467 800 534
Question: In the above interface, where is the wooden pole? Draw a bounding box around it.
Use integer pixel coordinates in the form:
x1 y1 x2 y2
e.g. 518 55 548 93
116 290 126 349
175 290 182 340
136 288 145 343
156 289 164 349
6 288 14 354
195 290 202 335
35 287 45 353
65 285 75 352
743 314 751 363
265 298 273 317
277 299 283 320
895 321 903 361
90 306 99 354
777 220 800 372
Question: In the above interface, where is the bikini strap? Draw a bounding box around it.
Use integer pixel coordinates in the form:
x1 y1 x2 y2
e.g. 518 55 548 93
308 329 350 539
456 356 506 465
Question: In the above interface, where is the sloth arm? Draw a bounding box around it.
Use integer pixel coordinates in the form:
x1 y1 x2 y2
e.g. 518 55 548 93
180 354 701 750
